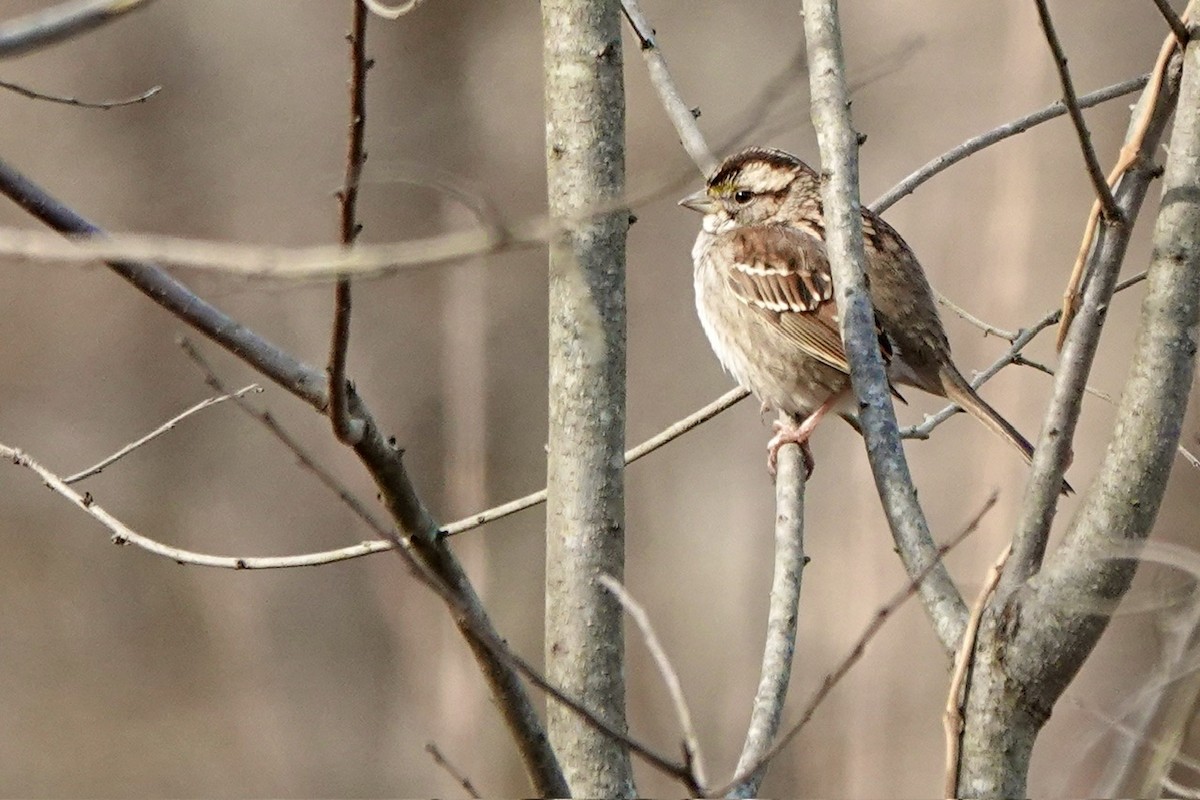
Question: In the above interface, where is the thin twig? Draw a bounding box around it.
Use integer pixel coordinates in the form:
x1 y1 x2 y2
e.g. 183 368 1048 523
709 493 998 799
935 290 1017 341
63 383 261 484
599 574 706 795
1 435 690 789
0 0 157 59
1058 24 1186 348
619 0 716 174
424 742 482 799
872 74 1149 214
442 386 748 537
728 431 806 799
1150 0 1192 45
1012 353 1200 472
0 79 160 108
329 0 369 445
903 269 1147 443
1034 0 1122 223
943 540 1011 799
177 339 392 537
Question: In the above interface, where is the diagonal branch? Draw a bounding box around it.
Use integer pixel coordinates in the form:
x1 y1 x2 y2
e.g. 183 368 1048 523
1057 23 1188 348
0 156 569 798
1034 0 1122 223
802 0 967 655
1000 44 1183 596
0 0 156 58
1150 0 1192 45
63 384 260 484
619 0 716 174
871 74 1149 214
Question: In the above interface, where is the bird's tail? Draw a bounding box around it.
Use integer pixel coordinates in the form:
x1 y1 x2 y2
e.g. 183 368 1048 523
938 366 1073 495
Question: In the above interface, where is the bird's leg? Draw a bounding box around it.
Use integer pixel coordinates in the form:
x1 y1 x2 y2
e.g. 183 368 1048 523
767 393 842 477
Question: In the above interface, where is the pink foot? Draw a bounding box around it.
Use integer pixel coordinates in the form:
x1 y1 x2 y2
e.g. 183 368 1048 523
767 419 816 479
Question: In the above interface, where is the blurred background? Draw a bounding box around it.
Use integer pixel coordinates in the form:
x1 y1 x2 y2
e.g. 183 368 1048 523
1 0 1198 796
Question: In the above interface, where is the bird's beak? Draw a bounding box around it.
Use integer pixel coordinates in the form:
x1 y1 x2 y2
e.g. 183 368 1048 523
678 190 718 214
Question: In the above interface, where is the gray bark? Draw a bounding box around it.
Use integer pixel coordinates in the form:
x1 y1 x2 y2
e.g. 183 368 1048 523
542 1 634 796
958 21 1200 797
802 0 968 655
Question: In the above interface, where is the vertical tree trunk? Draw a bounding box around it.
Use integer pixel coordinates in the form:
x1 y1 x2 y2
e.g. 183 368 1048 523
541 1 633 796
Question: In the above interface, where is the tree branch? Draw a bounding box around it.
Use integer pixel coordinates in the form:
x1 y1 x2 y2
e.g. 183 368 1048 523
63 384 260 484
727 434 806 799
329 0 370 445
0 0 156 58
619 0 716 174
871 74 1150 214
1034 0 1123 223
709 494 995 798
1150 0 1192 45
957 9 1200 794
599 575 706 795
0 78 160 108
1000 43 1183 596
542 1 634 795
802 0 967 655
0 154 570 797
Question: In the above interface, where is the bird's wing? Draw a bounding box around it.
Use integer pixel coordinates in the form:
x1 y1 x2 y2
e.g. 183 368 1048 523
721 224 866 375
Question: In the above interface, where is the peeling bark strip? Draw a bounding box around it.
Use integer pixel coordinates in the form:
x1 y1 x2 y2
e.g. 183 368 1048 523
542 1 634 797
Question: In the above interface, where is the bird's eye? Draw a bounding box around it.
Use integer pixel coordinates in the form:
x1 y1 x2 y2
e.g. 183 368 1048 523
733 189 754 204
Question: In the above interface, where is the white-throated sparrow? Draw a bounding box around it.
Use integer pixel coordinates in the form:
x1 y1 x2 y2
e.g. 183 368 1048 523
682 146 1060 487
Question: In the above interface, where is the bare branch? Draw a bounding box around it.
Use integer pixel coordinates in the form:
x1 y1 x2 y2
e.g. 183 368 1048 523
0 0 156 58
1 437 688 790
0 155 573 798
329 0 370 446
958 16 1200 794
944 542 1011 798
728 434 806 799
872 75 1150 214
599 574 706 795
0 78 160 108
1034 0 1123 222
935 290 1018 342
710 493 997 799
1017 0 1200 720
902 270 1147 443
424 742 482 799
1058 26 1187 348
619 0 716 175
0 158 331 408
1001 46 1183 596
802 0 967 655
1150 0 1192 45
63 384 260 484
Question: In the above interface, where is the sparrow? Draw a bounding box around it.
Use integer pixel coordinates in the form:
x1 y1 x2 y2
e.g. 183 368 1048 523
682 146 1063 490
